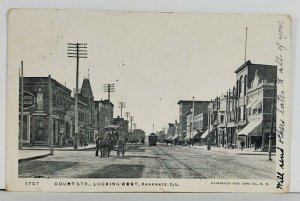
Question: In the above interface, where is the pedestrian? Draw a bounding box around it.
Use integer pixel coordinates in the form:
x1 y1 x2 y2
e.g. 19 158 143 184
95 136 100 156
240 140 245 151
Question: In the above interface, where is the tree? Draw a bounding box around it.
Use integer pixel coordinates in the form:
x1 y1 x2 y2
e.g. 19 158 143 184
130 129 145 143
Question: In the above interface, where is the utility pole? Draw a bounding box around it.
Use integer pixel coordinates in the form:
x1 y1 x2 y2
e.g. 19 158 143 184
48 75 54 155
153 123 154 133
207 101 213 151
19 61 24 150
118 102 126 119
224 91 228 148
191 96 195 140
269 79 277 161
207 110 211 150
130 116 134 133
104 84 115 126
67 43 88 150
244 27 248 62
125 112 130 121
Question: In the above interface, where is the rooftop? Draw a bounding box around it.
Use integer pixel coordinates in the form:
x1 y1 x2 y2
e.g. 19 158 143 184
177 100 210 104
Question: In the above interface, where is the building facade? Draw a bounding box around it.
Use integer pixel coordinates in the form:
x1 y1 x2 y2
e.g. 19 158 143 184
235 60 277 150
177 100 210 141
98 99 114 131
19 76 74 146
202 60 277 150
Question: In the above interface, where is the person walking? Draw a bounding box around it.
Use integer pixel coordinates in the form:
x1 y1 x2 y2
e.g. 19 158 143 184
95 136 100 156
240 140 245 151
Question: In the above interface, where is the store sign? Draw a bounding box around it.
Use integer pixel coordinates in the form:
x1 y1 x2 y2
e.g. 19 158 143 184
19 91 35 109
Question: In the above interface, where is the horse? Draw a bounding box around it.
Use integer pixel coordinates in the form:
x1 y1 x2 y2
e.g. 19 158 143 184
165 139 173 146
96 131 112 158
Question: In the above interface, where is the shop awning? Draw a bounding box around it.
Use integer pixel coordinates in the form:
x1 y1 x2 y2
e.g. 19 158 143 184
227 122 237 128
201 129 209 139
167 136 173 140
184 135 190 140
237 120 262 136
247 100 257 108
253 100 262 109
193 132 201 139
218 123 225 128
172 136 179 140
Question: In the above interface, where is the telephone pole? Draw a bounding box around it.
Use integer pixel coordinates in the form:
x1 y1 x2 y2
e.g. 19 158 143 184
104 84 115 126
118 102 126 119
130 116 134 133
125 112 130 121
48 75 54 155
191 96 195 140
67 43 88 150
19 61 24 150
269 79 277 161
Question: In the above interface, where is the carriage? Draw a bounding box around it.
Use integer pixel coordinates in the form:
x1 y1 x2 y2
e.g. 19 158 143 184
96 123 127 158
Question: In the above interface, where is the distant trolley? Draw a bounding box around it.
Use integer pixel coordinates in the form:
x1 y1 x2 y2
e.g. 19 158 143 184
148 133 158 146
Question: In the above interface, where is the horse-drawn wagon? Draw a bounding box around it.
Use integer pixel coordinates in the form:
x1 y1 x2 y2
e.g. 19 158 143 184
95 122 128 158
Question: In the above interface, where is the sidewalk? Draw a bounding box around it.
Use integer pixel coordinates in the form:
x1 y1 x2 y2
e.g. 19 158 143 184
22 143 96 151
191 145 276 156
19 150 51 162
19 144 96 162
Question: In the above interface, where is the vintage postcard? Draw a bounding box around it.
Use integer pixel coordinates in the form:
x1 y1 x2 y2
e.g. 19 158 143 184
6 9 291 192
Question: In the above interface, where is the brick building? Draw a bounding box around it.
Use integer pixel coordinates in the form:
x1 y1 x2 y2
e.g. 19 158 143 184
177 100 210 141
19 76 73 146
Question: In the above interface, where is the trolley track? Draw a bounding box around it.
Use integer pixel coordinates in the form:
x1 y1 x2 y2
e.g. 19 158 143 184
153 145 207 179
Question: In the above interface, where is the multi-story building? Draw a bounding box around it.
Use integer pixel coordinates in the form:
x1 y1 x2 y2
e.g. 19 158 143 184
237 69 277 150
193 112 208 143
78 78 95 143
98 99 114 131
203 60 277 150
234 60 277 150
177 100 210 141
19 76 74 146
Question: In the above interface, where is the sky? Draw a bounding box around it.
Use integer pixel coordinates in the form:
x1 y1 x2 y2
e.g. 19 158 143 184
8 9 281 134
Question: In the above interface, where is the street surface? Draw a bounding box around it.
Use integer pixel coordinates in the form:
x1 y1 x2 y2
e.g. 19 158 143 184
19 144 275 179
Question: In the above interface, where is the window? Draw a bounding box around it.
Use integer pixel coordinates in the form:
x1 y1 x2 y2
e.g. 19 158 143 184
239 76 243 98
220 115 224 123
244 75 247 96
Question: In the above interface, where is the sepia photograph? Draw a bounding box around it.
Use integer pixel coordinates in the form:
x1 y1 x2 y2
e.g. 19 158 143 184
6 9 291 192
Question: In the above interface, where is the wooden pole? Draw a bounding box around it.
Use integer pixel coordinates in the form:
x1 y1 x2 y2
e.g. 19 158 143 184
19 61 24 150
269 79 277 161
49 75 54 155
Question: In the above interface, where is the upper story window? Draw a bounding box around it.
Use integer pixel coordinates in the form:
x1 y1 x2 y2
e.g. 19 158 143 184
220 115 224 123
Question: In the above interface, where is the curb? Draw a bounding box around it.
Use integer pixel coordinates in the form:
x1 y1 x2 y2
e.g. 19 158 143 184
22 146 96 152
18 153 51 163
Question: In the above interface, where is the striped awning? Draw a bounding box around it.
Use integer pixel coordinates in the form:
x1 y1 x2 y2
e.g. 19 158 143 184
237 120 262 136
201 129 209 139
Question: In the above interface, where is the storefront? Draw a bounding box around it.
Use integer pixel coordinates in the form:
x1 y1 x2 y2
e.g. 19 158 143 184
237 119 262 149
